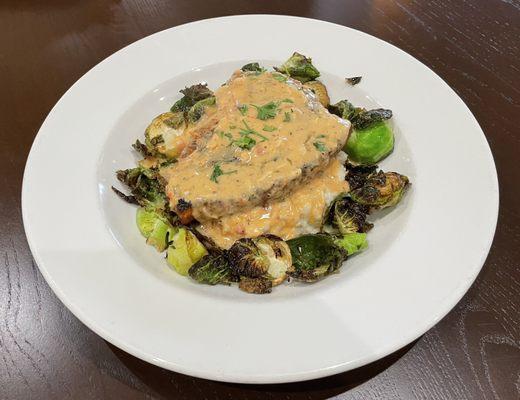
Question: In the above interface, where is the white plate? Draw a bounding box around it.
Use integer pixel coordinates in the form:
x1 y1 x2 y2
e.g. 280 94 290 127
22 15 498 384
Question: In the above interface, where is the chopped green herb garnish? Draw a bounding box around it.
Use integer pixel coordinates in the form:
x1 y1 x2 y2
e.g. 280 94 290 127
229 125 237 129
238 104 248 116
210 164 237 183
233 135 256 150
252 102 279 120
239 120 268 141
283 112 291 122
281 98 294 103
263 125 276 132
317 134 327 138
313 141 327 152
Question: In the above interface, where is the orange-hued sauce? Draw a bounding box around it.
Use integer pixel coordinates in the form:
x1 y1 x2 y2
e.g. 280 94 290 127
198 157 349 248
159 70 351 247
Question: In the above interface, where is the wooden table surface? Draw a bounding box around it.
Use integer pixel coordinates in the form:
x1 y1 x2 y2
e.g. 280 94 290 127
1 1 519 399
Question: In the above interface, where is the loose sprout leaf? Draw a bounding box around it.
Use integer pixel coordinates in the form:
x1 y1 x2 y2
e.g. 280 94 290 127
111 186 138 205
252 101 279 120
328 100 358 121
115 166 168 210
170 83 213 112
346 76 362 85
132 139 152 157
336 233 368 255
241 62 265 73
352 109 393 130
345 162 379 190
276 52 320 83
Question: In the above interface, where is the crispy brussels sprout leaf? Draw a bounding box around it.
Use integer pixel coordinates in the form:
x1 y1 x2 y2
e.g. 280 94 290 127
350 171 410 209
276 52 320 83
328 100 392 131
116 166 167 210
345 162 378 190
187 96 216 123
167 228 208 276
287 234 348 282
336 233 368 256
227 235 291 286
324 194 372 234
189 254 237 285
241 62 265 73
239 276 272 294
170 83 214 113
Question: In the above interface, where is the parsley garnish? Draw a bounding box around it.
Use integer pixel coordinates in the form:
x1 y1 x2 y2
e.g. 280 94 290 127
238 104 248 116
240 120 268 141
317 134 327 138
283 112 291 122
210 164 237 183
233 135 256 150
262 125 276 132
313 141 327 152
281 98 294 103
252 102 279 120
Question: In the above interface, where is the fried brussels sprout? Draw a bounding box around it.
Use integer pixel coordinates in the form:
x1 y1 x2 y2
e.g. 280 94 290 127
350 171 410 209
241 62 265 73
303 80 330 107
344 162 378 190
227 235 292 288
135 207 177 252
186 96 216 123
115 166 167 210
167 228 208 276
336 233 368 256
325 193 372 234
144 111 186 158
239 277 272 294
170 83 214 113
345 121 394 165
286 234 348 282
328 100 392 131
276 52 320 83
188 254 237 285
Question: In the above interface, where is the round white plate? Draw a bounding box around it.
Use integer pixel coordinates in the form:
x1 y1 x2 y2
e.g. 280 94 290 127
22 15 498 384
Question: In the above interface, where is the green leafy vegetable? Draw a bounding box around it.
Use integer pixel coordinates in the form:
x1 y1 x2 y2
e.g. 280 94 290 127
345 121 394 165
135 207 177 252
241 62 265 73
350 171 410 209
187 96 216 123
238 104 248 115
210 164 238 183
313 141 326 152
336 233 368 255
167 228 207 276
286 234 348 282
188 254 237 285
252 101 279 120
170 84 213 113
115 166 168 210
276 52 320 83
324 193 372 234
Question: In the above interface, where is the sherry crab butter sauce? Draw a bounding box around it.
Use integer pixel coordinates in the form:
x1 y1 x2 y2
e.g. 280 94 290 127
160 71 351 248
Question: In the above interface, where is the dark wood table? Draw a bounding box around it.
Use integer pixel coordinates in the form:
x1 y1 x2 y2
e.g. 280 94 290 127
1 1 519 399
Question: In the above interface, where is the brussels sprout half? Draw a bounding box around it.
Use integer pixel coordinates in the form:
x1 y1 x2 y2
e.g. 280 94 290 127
350 171 410 209
167 228 208 276
276 52 320 83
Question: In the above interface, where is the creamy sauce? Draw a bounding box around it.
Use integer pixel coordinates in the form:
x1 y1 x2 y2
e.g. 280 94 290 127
160 71 350 220
198 157 349 248
159 70 351 246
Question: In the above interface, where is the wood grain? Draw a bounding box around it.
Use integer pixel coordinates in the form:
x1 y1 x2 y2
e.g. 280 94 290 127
1 0 519 399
